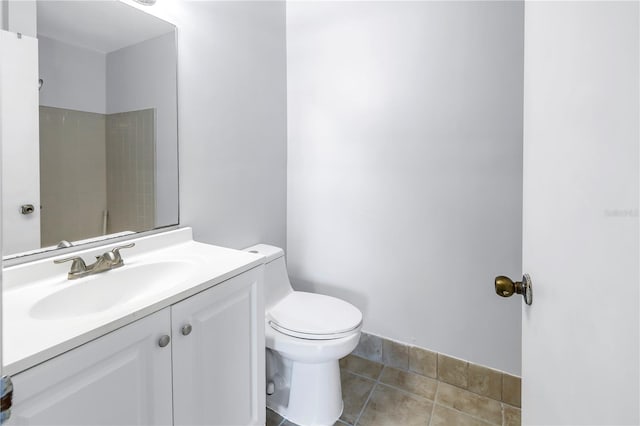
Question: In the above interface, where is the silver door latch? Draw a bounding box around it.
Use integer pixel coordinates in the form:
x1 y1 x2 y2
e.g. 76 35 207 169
20 204 35 215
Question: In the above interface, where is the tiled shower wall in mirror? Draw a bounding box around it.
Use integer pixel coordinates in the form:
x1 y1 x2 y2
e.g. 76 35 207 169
39 106 155 246
106 109 156 235
39 106 107 246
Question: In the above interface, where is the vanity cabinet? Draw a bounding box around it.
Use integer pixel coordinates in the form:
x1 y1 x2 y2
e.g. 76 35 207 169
6 309 174 426
6 267 265 426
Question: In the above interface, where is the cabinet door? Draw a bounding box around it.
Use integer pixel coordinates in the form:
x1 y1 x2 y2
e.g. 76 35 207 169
6 309 173 426
172 267 265 426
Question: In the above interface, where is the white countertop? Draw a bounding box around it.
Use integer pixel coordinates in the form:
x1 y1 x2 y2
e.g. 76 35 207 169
3 228 265 376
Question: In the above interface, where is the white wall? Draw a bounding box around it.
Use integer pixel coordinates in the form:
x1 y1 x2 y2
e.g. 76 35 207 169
38 36 106 114
1 1 6 31
6 0 35 37
143 1 288 250
107 32 178 228
522 2 639 424
287 1 523 374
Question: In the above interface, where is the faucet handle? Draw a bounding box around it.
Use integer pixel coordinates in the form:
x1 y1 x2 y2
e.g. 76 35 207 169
54 256 87 273
96 251 117 263
111 243 135 262
56 240 73 248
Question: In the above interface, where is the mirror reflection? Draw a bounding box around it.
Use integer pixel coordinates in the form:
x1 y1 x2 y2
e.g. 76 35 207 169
2 1 178 257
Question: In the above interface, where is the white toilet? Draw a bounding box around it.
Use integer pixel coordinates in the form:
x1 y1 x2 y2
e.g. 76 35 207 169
244 244 362 426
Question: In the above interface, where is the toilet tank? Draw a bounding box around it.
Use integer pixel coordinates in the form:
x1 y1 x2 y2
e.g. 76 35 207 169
243 244 293 311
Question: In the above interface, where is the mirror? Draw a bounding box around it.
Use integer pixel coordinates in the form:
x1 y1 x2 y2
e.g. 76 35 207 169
2 0 178 258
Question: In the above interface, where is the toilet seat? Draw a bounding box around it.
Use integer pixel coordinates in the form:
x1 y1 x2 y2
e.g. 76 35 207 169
267 292 362 340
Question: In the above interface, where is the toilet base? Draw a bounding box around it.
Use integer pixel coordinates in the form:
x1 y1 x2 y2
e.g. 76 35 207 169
265 321 360 426
267 356 343 426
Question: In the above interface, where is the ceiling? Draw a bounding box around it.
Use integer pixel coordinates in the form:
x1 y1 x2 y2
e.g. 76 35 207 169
37 0 175 53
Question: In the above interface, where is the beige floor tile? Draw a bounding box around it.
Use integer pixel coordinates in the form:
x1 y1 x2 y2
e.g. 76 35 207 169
438 354 468 388
340 354 384 380
468 364 502 400
379 366 438 400
340 371 376 424
358 384 432 426
436 382 502 425
266 408 283 426
502 374 521 408
409 346 438 378
503 404 521 426
430 404 493 426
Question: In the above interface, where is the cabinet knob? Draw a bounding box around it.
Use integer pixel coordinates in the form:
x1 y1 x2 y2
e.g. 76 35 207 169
181 324 192 336
158 335 171 347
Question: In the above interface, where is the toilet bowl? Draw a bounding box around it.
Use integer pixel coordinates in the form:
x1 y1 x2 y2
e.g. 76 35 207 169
244 244 362 426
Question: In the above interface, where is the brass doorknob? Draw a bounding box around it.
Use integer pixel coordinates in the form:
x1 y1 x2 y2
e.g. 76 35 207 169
494 274 533 305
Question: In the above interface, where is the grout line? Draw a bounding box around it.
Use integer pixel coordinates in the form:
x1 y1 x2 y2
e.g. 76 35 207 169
375 366 438 403
427 380 439 426
353 382 377 426
374 364 385 381
441 379 511 407
502 401 521 410
433 402 500 426
375 381 436 402
343 368 381 383
352 366 385 426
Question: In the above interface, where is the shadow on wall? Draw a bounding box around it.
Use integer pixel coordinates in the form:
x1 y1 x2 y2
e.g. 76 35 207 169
290 277 370 321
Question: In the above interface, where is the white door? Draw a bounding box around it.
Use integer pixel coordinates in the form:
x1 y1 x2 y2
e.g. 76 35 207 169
0 30 41 255
171 267 265 426
6 309 173 426
522 2 639 424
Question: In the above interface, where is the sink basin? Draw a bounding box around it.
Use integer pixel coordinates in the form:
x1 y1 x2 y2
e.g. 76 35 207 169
30 261 194 320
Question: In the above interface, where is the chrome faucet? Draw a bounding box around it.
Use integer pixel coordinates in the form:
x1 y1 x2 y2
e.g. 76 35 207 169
54 243 135 280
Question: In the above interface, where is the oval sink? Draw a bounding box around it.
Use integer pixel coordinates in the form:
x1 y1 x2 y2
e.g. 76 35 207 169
30 261 194 320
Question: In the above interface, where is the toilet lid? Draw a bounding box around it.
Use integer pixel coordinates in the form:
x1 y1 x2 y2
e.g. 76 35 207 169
268 292 362 340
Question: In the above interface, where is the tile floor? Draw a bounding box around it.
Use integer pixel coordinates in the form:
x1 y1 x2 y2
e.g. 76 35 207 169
267 355 521 426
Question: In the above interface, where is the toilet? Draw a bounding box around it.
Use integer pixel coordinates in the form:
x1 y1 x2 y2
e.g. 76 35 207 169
244 244 362 426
